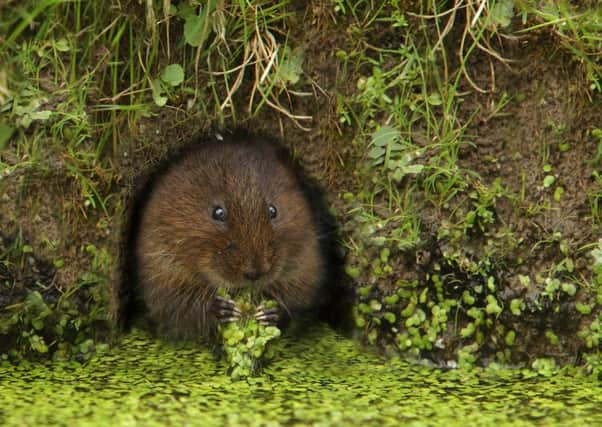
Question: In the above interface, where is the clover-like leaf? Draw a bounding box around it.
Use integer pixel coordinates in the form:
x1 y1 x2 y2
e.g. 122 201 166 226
161 64 184 87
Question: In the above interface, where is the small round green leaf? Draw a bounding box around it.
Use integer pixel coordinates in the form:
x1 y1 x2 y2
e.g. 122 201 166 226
161 64 184 87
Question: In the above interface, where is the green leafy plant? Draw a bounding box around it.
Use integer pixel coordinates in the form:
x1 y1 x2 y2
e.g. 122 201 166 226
152 63 186 107
367 125 424 183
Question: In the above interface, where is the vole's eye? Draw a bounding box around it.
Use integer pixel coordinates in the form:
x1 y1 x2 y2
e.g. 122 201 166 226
268 204 277 219
212 206 226 222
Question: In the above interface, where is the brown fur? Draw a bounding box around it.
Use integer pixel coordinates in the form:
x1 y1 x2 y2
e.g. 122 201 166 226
135 134 325 336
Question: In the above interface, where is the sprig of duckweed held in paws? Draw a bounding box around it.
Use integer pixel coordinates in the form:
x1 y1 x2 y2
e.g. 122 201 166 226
216 287 281 380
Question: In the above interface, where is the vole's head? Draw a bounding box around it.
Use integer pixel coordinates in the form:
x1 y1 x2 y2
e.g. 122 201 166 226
149 138 316 291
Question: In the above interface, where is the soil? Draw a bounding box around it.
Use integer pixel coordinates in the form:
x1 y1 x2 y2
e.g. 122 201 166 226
457 33 600 249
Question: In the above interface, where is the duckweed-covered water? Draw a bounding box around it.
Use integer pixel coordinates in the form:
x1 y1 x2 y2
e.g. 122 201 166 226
2 323 602 426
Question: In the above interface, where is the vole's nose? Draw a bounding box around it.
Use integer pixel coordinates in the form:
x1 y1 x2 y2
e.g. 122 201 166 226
243 269 263 281
243 260 271 281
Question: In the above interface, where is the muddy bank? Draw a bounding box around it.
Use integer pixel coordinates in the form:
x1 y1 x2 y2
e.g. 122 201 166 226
1 1 600 367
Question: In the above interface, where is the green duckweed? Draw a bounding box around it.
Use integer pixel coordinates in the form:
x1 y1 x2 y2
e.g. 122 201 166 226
216 288 281 379
2 323 602 426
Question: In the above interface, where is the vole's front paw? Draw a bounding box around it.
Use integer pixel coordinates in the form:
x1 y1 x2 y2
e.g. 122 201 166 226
254 303 280 326
213 296 241 323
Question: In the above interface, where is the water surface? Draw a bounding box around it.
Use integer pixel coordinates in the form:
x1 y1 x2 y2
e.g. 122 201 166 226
2 324 601 426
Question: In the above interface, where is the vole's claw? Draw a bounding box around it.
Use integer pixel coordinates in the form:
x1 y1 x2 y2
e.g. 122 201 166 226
214 296 241 312
218 315 240 324
213 296 241 322
254 304 280 326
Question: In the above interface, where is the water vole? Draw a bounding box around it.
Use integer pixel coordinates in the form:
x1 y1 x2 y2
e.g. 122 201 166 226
134 133 328 336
